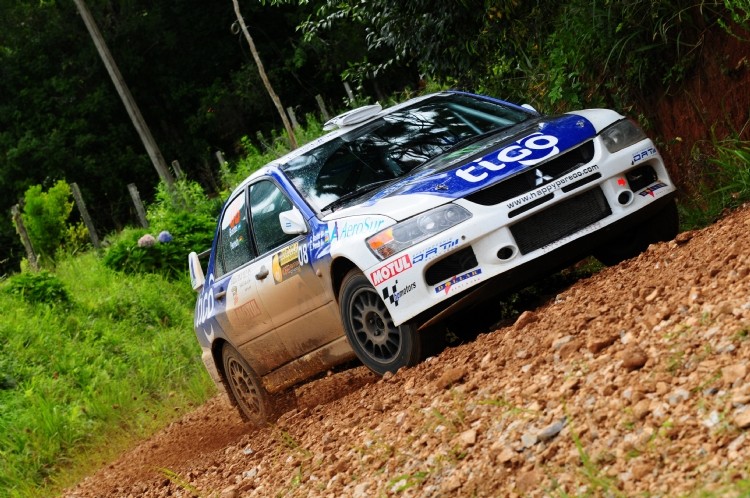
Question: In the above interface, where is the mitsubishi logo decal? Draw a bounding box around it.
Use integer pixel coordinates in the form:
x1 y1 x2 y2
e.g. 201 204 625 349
535 168 553 186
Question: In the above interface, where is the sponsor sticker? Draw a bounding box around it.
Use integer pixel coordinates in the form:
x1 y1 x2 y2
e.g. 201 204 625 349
434 268 482 295
228 210 242 236
230 296 262 321
229 236 245 251
272 242 301 283
638 182 668 197
330 217 387 243
299 225 331 265
195 273 216 327
505 164 600 210
455 132 560 184
411 239 460 265
382 280 417 307
631 147 657 165
370 254 412 286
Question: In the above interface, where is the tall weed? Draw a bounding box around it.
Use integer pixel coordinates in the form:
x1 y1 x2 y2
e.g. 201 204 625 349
678 139 750 228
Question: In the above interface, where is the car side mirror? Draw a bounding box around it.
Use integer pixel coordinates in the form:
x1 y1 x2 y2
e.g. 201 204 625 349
188 251 205 292
521 103 539 114
279 207 308 235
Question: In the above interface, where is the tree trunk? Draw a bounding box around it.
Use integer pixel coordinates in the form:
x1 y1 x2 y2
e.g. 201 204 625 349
73 0 175 187
231 0 298 150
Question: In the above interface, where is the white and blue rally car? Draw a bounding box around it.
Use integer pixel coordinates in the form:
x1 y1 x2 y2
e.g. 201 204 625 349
188 91 678 424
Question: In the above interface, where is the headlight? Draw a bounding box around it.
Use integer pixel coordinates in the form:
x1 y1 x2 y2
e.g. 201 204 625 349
366 204 471 260
600 119 647 153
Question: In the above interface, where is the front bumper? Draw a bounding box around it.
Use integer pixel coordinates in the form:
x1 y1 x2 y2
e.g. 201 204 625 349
366 136 676 326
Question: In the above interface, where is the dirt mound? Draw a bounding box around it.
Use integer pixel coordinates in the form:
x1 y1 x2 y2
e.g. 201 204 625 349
63 204 750 497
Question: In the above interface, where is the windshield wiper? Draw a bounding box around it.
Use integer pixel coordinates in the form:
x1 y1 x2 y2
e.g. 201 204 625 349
321 179 394 212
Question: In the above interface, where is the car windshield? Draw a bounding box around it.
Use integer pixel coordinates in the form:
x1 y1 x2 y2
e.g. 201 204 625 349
281 93 532 212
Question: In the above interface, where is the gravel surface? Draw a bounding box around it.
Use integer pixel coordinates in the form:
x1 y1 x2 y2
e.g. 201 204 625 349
63 204 750 497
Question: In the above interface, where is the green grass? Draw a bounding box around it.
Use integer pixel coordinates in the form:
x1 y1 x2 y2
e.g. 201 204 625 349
0 252 215 497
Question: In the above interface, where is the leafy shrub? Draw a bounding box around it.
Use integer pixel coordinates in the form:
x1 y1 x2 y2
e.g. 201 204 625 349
102 220 214 280
3 270 70 304
221 136 281 190
474 0 724 115
19 180 80 265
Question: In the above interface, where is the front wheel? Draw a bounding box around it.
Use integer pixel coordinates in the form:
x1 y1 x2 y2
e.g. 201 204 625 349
339 270 422 375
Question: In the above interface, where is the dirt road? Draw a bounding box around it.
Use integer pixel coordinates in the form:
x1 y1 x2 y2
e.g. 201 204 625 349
64 204 750 497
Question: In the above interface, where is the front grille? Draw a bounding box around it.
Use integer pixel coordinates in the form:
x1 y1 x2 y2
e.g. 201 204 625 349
424 247 478 286
510 187 611 255
465 140 595 206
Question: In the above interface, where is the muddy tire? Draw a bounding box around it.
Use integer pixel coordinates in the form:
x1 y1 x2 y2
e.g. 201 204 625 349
222 343 275 426
339 269 422 375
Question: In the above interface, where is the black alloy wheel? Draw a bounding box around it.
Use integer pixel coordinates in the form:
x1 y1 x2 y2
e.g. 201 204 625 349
339 269 422 375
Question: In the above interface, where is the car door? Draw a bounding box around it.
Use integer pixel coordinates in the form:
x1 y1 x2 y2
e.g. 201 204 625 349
209 189 291 375
247 179 341 359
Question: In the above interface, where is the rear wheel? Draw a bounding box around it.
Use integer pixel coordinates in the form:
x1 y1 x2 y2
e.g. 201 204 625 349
339 270 422 375
594 199 679 266
222 343 274 426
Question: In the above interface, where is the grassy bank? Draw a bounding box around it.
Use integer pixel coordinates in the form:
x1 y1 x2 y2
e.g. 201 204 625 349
0 252 215 497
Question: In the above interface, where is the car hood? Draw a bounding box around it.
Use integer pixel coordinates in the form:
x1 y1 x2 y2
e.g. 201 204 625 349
326 112 603 222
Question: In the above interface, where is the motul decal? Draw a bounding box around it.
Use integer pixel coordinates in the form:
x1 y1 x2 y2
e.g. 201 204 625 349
370 255 412 286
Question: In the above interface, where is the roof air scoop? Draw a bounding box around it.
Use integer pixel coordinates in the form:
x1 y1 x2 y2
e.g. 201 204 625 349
323 103 383 130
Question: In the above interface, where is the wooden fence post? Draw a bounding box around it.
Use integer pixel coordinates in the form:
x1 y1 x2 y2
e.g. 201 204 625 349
286 106 300 129
127 183 149 228
215 150 232 190
315 94 330 121
171 160 184 180
70 182 101 249
11 204 39 271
